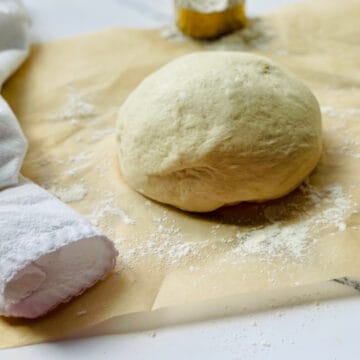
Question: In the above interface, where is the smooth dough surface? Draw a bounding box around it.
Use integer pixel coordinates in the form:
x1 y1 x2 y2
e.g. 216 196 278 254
116 52 322 212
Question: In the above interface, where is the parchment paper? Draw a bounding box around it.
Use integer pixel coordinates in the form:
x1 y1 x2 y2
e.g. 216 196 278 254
1 0 360 348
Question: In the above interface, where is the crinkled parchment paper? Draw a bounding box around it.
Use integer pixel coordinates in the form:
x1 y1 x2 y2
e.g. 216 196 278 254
1 0 360 348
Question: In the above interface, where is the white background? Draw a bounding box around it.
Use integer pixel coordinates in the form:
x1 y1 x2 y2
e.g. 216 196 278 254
2 1 360 359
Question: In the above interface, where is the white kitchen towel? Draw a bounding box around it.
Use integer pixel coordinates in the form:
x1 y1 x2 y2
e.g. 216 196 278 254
0 0 118 318
0 0 28 188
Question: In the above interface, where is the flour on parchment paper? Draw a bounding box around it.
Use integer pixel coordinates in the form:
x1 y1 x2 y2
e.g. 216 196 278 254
117 212 193 266
64 150 93 176
220 183 352 262
47 183 88 203
334 139 360 159
233 183 351 261
321 106 360 119
91 128 114 141
49 88 119 131
61 155 136 230
88 191 136 229
59 149 135 233
117 180 355 268
49 88 97 125
321 106 360 158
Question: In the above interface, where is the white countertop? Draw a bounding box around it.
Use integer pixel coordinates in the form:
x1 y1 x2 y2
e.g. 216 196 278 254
2 1 360 359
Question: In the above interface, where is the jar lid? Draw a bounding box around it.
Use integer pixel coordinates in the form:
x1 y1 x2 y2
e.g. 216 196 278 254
175 0 244 14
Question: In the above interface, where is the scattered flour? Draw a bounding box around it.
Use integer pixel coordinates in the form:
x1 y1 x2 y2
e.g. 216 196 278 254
337 139 360 159
321 106 360 118
88 191 135 227
320 106 360 158
47 184 88 203
311 184 350 231
50 88 96 125
118 211 195 265
234 222 309 259
91 127 114 141
64 150 93 176
68 151 92 164
233 183 352 260
118 180 355 267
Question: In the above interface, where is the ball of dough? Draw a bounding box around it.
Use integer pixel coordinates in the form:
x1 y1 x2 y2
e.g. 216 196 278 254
116 52 322 212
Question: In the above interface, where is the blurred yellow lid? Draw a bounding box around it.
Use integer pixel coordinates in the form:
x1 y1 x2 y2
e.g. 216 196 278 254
175 0 246 39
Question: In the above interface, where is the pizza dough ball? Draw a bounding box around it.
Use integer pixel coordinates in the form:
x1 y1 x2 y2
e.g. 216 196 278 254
116 52 322 212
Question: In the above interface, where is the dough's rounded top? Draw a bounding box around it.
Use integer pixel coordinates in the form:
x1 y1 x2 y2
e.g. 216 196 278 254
116 52 322 212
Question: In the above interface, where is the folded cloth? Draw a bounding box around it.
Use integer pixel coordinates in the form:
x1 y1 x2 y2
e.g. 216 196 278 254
0 1 118 318
0 0 29 188
0 179 118 318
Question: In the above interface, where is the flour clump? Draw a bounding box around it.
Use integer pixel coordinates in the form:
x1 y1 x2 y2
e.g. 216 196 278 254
116 52 322 212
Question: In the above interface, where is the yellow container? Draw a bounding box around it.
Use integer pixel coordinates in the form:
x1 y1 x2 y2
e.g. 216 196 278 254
175 1 246 39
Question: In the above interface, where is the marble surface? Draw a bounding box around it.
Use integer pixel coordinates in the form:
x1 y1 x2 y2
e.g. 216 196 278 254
2 1 360 359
